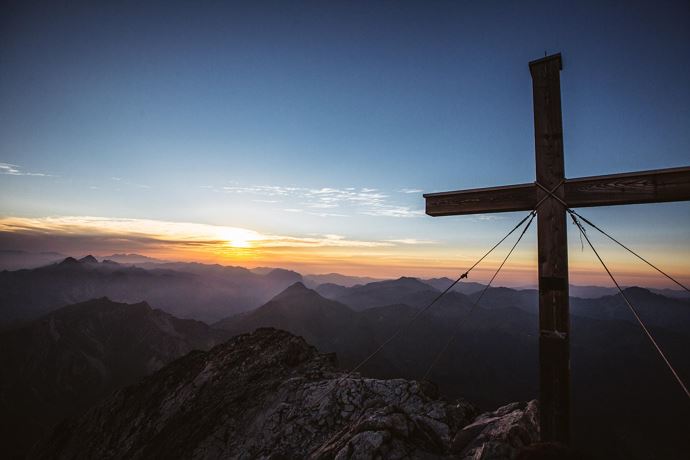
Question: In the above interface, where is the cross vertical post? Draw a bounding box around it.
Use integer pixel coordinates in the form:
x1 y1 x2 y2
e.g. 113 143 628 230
530 54 570 444
423 52 690 448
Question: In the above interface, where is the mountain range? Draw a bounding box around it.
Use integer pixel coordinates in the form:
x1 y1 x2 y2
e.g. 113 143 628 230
0 255 303 325
1 255 689 458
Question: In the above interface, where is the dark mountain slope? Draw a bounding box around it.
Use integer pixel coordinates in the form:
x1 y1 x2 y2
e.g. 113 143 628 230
214 282 358 353
571 286 690 332
0 298 228 458
317 276 465 311
467 286 538 314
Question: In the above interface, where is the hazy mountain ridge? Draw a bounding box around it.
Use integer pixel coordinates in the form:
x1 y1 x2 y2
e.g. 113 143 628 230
0 249 67 271
570 286 690 332
3 252 687 327
303 272 383 288
100 253 168 264
423 277 488 295
0 256 303 325
317 276 446 311
0 297 229 458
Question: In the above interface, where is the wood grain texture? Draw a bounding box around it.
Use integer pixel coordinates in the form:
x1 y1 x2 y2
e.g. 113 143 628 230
565 166 690 208
424 167 690 216
530 53 570 445
424 183 536 216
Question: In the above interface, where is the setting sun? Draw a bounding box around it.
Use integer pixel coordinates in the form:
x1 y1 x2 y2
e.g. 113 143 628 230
216 227 261 249
227 238 250 248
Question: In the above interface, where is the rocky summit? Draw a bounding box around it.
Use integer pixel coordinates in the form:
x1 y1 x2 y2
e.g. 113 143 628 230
34 328 538 459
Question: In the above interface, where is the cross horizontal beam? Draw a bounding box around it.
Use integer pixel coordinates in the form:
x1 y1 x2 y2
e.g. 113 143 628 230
424 166 690 216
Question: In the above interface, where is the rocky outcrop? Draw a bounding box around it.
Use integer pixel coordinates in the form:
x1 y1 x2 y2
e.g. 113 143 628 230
33 328 538 459
452 401 539 459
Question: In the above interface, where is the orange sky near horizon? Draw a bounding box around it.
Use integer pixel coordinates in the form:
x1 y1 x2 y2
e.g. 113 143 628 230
2 215 686 289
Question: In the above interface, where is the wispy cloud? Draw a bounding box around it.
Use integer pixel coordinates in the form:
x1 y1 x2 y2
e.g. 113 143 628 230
0 162 53 177
361 207 424 218
385 238 437 245
223 184 423 218
261 233 391 248
0 216 391 251
469 215 505 222
398 188 423 194
222 185 300 196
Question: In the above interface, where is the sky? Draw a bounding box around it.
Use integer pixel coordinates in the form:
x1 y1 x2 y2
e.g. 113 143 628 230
1 0 688 287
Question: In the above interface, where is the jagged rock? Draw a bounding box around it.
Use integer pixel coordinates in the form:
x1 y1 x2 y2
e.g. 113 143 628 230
32 328 538 459
452 400 539 459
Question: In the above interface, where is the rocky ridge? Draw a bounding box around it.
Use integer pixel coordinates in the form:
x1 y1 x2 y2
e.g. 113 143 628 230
34 328 538 459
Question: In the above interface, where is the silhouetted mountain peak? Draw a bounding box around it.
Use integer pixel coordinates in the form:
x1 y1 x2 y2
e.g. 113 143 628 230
78 255 98 264
58 256 79 266
396 276 423 284
621 286 653 296
58 255 98 267
363 276 436 293
284 280 308 291
272 281 314 300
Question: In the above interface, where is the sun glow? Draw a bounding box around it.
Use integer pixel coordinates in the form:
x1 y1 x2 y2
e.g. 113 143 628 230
216 228 261 249
227 239 250 248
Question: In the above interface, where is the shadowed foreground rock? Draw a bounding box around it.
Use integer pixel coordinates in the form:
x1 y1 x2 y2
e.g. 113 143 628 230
33 328 538 459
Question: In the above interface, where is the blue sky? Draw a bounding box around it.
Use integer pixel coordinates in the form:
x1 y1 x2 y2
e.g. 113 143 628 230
1 0 688 285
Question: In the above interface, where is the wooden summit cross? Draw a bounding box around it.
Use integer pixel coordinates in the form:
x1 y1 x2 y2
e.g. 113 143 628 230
423 53 690 444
